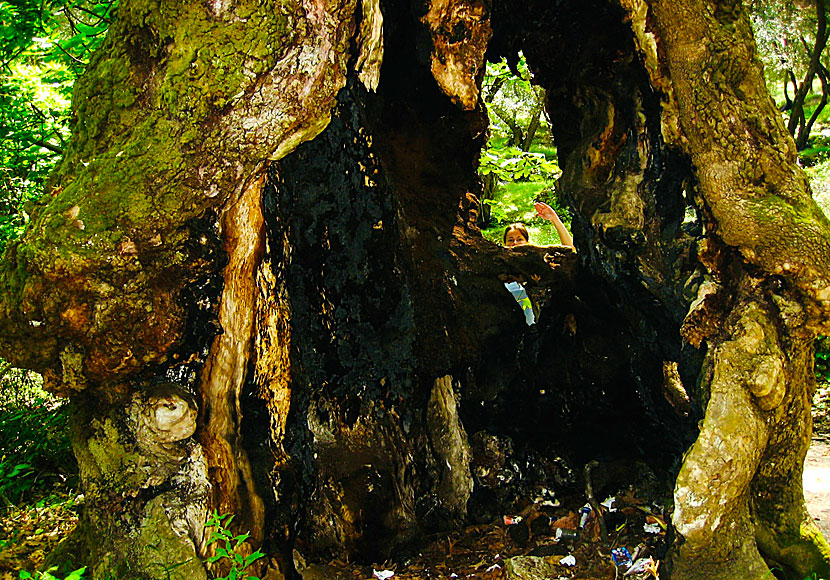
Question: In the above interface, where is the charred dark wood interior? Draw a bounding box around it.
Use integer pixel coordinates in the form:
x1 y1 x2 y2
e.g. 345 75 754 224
238 0 704 566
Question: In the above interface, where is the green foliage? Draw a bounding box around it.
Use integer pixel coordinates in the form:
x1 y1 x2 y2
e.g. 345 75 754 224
18 567 85 580
802 149 830 219
479 143 559 183
750 0 817 81
0 1 115 254
481 181 570 246
0 366 75 505
18 567 86 580
483 55 548 148
479 53 570 246
817 336 830 385
205 511 265 580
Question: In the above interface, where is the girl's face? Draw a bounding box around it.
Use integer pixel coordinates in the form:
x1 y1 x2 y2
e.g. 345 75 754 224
505 230 528 247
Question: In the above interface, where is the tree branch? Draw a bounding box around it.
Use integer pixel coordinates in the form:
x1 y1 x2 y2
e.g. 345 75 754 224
27 138 64 155
787 0 828 146
801 63 830 148
483 76 506 104
489 101 523 146
70 3 113 25
52 41 86 66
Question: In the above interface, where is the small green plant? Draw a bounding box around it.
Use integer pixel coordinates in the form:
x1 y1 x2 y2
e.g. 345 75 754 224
205 511 265 580
0 459 34 505
18 566 86 580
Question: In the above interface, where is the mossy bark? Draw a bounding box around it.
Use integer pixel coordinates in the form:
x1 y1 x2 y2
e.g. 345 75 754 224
0 0 377 577
64 387 209 580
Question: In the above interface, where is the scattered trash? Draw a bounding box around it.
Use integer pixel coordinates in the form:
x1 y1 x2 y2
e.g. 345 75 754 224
643 522 662 534
503 515 523 525
652 503 664 514
554 527 579 543
624 556 659 578
534 488 561 507
578 504 592 529
373 570 395 580
560 555 576 567
602 496 616 510
485 563 501 573
611 546 632 567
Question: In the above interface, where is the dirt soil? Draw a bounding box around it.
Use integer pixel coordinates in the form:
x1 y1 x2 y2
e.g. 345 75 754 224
293 492 666 580
808 384 830 539
806 440 830 540
286 436 830 580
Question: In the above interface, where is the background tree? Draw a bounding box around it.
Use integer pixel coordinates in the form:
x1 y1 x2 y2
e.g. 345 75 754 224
478 56 565 242
751 0 830 149
0 0 114 252
482 55 548 152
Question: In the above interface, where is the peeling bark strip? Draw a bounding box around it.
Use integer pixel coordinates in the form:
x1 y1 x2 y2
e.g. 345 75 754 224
254 230 293 468
427 375 473 520
198 173 266 548
355 0 384 91
421 0 492 110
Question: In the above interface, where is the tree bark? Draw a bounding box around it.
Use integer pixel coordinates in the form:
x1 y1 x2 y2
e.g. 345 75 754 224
0 0 376 576
641 0 830 577
520 87 546 152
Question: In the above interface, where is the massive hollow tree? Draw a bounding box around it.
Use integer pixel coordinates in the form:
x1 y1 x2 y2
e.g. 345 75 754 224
1 0 830 578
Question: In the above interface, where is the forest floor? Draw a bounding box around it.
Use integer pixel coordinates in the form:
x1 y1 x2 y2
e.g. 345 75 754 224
288 384 830 580
1 384 830 579
806 383 830 541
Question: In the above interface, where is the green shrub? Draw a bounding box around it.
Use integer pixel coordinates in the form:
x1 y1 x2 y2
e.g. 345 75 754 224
479 144 560 183
19 567 86 580
803 152 830 219
0 365 76 505
817 336 830 385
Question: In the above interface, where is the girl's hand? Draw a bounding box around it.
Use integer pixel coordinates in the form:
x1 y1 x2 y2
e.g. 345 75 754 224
535 201 557 221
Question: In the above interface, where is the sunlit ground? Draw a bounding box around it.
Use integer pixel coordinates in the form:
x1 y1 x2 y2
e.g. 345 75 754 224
805 441 830 538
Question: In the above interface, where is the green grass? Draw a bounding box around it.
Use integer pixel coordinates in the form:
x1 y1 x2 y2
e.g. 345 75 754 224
481 178 571 246
0 365 76 507
802 92 830 126
803 154 830 219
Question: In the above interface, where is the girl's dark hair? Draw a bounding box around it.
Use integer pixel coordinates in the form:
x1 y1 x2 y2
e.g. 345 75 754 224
503 223 529 244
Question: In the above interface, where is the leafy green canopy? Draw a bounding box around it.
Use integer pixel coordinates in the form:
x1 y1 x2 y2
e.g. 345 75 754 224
479 55 566 245
0 0 114 253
